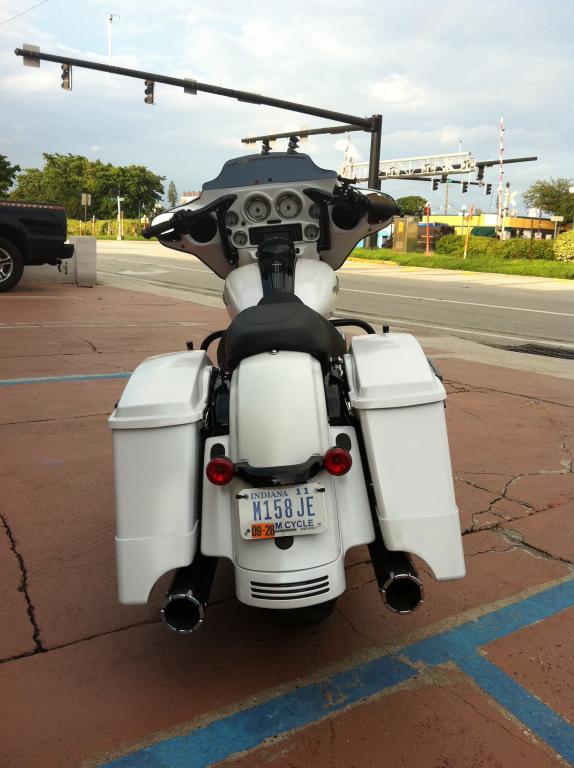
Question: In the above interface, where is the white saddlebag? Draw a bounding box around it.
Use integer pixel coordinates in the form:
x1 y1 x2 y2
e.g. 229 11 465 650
109 351 212 603
345 334 465 581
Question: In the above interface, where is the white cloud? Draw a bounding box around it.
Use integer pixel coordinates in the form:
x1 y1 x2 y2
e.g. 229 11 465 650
1 0 572 201
366 74 431 113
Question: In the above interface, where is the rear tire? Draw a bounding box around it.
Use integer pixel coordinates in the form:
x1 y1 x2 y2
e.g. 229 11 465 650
0 238 24 292
273 598 338 628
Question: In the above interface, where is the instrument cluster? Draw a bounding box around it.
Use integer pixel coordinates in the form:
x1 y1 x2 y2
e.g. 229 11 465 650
224 189 321 250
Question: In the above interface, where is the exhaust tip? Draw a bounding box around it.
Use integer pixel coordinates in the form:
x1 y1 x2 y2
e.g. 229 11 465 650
161 590 205 634
382 572 424 614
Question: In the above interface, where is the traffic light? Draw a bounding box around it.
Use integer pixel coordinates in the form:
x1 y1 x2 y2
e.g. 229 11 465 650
432 178 439 191
287 135 300 153
462 181 469 193
476 166 485 181
61 63 72 91
485 183 492 195
144 80 155 105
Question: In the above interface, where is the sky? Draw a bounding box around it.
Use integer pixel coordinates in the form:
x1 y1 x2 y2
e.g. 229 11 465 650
1 0 573 214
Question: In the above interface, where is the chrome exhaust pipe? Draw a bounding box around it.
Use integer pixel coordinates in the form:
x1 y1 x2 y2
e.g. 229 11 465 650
368 536 424 614
161 554 218 634
162 590 205 634
381 567 424 614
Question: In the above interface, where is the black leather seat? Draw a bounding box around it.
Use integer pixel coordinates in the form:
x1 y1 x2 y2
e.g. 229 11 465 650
218 294 346 372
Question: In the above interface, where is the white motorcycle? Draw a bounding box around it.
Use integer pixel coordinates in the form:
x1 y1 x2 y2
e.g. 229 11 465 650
109 150 465 632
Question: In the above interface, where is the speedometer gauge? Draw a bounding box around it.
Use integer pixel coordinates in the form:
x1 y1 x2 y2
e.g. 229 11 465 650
276 194 302 220
245 196 271 222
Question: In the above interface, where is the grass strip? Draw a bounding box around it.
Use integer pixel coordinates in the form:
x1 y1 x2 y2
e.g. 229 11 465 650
352 249 574 279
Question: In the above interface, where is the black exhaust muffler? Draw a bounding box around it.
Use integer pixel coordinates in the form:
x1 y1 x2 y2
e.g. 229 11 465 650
368 539 424 614
161 553 218 634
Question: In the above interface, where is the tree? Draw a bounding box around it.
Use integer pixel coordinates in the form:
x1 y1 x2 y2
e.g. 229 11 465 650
10 154 164 219
167 180 178 209
523 178 574 221
0 155 21 198
395 195 428 217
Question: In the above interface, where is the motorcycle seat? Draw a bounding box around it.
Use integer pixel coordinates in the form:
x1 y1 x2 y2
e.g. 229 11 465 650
218 294 346 372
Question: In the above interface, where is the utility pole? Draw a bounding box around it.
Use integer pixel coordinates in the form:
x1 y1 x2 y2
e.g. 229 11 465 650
496 116 505 233
107 14 119 68
501 182 510 240
443 181 449 215
116 191 124 240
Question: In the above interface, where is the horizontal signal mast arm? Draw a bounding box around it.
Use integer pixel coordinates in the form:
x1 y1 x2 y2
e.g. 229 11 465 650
241 124 364 143
14 47 374 130
476 156 538 167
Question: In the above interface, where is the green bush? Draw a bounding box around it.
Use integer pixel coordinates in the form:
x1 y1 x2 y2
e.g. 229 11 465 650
435 234 463 254
67 219 145 237
497 238 554 260
553 230 574 262
436 233 555 260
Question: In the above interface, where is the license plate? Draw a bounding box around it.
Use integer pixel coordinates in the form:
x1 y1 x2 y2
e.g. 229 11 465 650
237 483 327 540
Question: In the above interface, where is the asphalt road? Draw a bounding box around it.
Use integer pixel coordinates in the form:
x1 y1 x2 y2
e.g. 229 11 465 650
97 241 574 350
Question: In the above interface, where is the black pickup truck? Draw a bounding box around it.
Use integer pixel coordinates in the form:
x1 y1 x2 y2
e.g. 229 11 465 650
0 200 74 291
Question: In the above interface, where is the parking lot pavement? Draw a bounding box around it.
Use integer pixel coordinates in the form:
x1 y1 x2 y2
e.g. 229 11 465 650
0 274 573 768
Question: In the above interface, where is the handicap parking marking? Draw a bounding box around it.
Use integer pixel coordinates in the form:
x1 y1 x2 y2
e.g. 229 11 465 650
404 579 574 765
0 372 132 386
100 577 574 768
101 655 416 768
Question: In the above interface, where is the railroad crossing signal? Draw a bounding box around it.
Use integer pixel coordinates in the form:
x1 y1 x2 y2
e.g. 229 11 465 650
61 63 72 90
144 80 155 105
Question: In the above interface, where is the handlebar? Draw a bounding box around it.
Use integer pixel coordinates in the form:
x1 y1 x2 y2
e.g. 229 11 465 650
142 194 237 240
142 218 176 239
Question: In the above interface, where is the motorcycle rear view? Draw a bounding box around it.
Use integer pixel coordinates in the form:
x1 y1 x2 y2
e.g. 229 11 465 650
108 151 465 633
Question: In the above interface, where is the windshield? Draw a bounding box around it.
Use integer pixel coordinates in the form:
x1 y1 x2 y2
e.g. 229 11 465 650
202 152 338 191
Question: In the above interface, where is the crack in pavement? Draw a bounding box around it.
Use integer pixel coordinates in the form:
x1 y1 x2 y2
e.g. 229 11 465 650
462 526 574 570
0 590 240 665
0 514 45 654
497 527 574 569
0 412 113 428
444 379 574 410
461 474 536 534
460 436 574 535
559 436 574 473
446 682 556 758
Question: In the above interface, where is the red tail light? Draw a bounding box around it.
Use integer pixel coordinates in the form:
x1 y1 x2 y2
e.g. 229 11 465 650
206 456 235 485
324 447 352 476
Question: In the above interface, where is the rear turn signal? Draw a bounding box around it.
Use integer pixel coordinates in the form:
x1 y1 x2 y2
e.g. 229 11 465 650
324 447 352 476
206 456 235 485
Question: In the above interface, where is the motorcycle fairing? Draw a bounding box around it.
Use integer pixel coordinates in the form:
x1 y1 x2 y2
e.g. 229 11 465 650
151 153 395 282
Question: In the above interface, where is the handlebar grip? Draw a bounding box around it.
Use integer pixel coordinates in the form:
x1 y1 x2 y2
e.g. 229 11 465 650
142 219 175 239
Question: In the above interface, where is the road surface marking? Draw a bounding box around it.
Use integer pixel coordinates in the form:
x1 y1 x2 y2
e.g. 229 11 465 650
100 578 574 768
340 288 574 317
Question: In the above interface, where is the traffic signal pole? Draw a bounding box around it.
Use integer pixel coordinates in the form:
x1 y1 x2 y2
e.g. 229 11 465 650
16 46 384 246
14 47 374 129
366 114 383 248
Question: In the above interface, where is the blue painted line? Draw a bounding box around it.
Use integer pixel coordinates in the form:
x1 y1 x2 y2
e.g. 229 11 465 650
403 578 574 667
457 653 574 765
100 578 574 768
0 372 132 386
101 655 414 768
